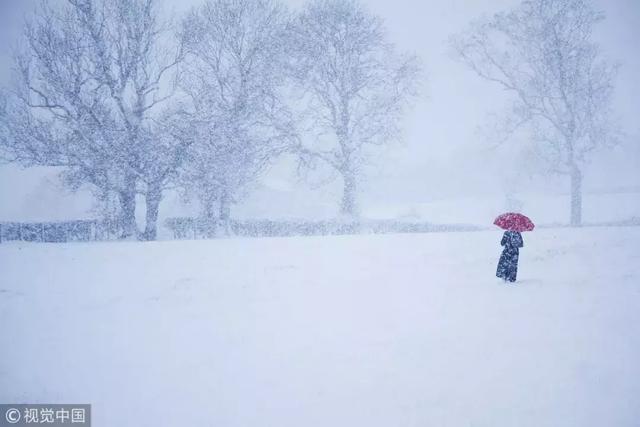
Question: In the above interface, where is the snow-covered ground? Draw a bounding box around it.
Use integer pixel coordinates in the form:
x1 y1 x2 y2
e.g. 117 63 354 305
1 227 640 426
365 192 640 226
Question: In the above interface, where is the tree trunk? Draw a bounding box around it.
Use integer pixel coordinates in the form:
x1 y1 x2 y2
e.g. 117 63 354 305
218 188 232 236
142 183 162 241
200 195 217 238
118 176 138 239
340 170 358 219
570 166 583 226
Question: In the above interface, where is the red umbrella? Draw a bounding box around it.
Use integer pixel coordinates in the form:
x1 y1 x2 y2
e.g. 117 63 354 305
494 212 535 232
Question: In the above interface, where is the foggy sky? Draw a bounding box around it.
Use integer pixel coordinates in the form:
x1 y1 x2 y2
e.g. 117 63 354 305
0 0 638 220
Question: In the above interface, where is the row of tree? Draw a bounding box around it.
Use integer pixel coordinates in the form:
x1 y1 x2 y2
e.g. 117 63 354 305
0 0 619 238
0 0 421 240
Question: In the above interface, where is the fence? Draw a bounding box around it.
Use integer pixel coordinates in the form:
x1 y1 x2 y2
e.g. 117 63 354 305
164 217 484 240
0 220 124 243
3 216 638 244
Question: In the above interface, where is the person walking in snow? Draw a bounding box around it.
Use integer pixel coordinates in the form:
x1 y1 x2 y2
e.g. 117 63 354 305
493 212 534 283
496 230 523 282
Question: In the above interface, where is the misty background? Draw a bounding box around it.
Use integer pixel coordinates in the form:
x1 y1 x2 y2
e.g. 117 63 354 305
1 0 638 224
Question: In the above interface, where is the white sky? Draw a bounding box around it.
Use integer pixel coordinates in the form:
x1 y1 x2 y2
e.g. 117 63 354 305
0 0 638 220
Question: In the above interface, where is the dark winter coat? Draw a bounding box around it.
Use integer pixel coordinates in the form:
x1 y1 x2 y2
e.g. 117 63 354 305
496 231 523 282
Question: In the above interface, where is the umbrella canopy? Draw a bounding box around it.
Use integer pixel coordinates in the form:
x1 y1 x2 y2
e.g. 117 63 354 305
494 212 535 232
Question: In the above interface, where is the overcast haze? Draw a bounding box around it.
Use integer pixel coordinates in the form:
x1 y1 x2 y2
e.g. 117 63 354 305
3 2 640 424
0 0 638 221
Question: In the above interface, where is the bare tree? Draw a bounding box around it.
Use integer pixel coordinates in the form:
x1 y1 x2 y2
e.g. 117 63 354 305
179 0 293 233
287 0 420 219
1 0 183 239
452 0 617 226
139 109 192 240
